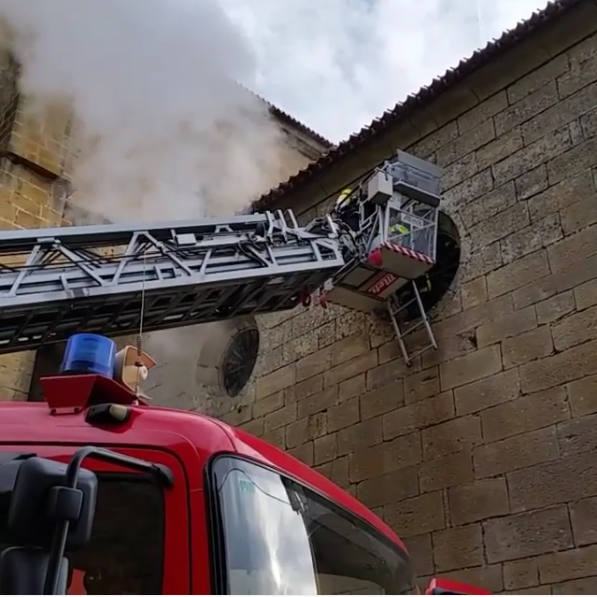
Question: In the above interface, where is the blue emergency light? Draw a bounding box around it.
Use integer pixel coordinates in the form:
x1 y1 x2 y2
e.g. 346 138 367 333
60 333 116 378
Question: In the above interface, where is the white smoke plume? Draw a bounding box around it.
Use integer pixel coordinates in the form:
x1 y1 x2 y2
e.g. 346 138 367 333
0 0 296 223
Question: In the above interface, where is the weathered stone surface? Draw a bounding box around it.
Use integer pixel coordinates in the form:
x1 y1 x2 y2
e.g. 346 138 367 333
538 544 597 584
473 427 559 478
568 374 597 416
442 168 493 212
536 291 575 324
547 225 597 273
253 390 285 418
440 345 502 390
561 192 597 236
458 91 507 133
487 250 550 298
440 565 504 594
520 339 597 393
552 304 597 351
404 367 440 403
330 333 370 367
256 364 296 399
295 373 324 400
433 524 484 571
264 403 297 431
558 51 597 97
461 276 487 310
297 385 338 418
419 449 473 492
557 412 597 457
338 373 365 401
503 558 540 590
553 576 597 594
348 432 421 482
570 496 597 546
515 164 548 200
337 416 382 455
404 533 434 576
481 387 569 442
460 241 503 283
476 305 537 347
360 379 404 420
484 506 573 562
575 278 597 311
507 53 568 104
327 397 360 432
476 128 522 171
547 136 597 185
422 415 482 460
469 202 530 250
507 451 597 512
449 478 510 525
314 433 338 465
442 152 478 191
324 351 378 388
384 491 445 537
437 118 495 166
502 325 553 368
455 369 520 415
356 466 419 508
295 347 331 382
383 392 454 440
500 213 563 264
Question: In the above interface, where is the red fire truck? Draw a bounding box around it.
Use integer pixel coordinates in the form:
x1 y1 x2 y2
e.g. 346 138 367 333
0 151 489 594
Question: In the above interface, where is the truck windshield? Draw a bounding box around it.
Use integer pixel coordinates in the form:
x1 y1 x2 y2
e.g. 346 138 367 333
211 456 414 595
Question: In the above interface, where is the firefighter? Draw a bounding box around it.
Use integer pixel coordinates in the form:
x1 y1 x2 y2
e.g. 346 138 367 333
335 187 353 209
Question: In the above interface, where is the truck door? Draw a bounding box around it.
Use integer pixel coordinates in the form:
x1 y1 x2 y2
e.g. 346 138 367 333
0 444 190 595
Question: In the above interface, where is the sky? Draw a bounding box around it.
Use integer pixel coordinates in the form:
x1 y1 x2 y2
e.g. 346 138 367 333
220 0 551 144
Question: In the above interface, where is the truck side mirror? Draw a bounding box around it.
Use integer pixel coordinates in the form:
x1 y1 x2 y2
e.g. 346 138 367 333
425 577 492 595
0 457 98 595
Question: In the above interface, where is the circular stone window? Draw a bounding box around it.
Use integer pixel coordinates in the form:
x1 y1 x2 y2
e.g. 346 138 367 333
221 328 260 397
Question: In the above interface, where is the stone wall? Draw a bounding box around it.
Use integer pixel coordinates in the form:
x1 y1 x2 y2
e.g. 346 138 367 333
213 20 597 594
0 51 72 400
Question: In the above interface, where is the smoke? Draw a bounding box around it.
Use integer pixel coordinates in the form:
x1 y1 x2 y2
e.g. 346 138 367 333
0 0 293 222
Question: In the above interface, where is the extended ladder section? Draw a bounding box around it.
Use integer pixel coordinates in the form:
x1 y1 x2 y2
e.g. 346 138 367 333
0 211 343 354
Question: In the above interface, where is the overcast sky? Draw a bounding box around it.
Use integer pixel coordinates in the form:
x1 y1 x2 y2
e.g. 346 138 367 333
220 0 550 144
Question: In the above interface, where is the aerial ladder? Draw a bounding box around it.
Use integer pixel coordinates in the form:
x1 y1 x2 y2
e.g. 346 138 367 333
0 150 442 365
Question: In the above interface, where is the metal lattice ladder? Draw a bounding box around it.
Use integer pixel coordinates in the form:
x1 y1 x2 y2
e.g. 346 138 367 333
387 280 438 366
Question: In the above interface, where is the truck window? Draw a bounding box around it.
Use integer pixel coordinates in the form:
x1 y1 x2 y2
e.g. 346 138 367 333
210 456 414 595
66 473 164 594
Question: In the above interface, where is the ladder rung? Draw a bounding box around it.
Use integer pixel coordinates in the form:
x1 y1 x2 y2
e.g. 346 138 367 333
391 296 417 316
399 319 425 338
408 343 436 362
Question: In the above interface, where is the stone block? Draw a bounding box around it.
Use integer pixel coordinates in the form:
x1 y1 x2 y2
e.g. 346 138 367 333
461 181 517 230
285 417 309 449
507 451 597 512
383 392 454 441
561 192 597 236
437 118 495 166
469 202 530 250
482 387 569 443
492 125 572 186
348 432 421 482
324 351 378 388
296 346 331 382
337 416 382 455
473 427 559 478
314 433 337 465
404 533 434 576
384 491 445 538
553 304 597 351
411 120 459 157
330 333 370 367
500 213 563 264
378 338 400 364
442 168 493 212
515 164 548 200
440 345 502 391
547 136 597 185
575 278 597 311
484 506 573 562
476 127 523 171
520 339 597 393
504 558 539 590
553 576 597 594
297 385 337 418
295 373 324 399
262 426 285 449
528 168 593 221
253 390 285 418
536 291 575 325
366 357 407 390
458 91 507 133
502 325 554 369
327 397 359 432
440 565 504 594
442 153 478 191
461 277 487 310
356 466 419 508
256 363 295 399
433 524 484 571
419 449 473 492
557 412 597 457
548 225 597 273
239 417 264 438
288 442 314 466
460 241 503 283
477 306 537 347
264 403 297 431
558 52 597 97
487 250 550 298
507 53 569 104
538 544 597 585
404 367 440 403
568 374 597 416
570 496 597 546
422 415 482 460
360 380 404 420
449 477 509 526
455 369 520 415
282 332 318 364
338 373 365 401
523 80 597 144
495 81 559 136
